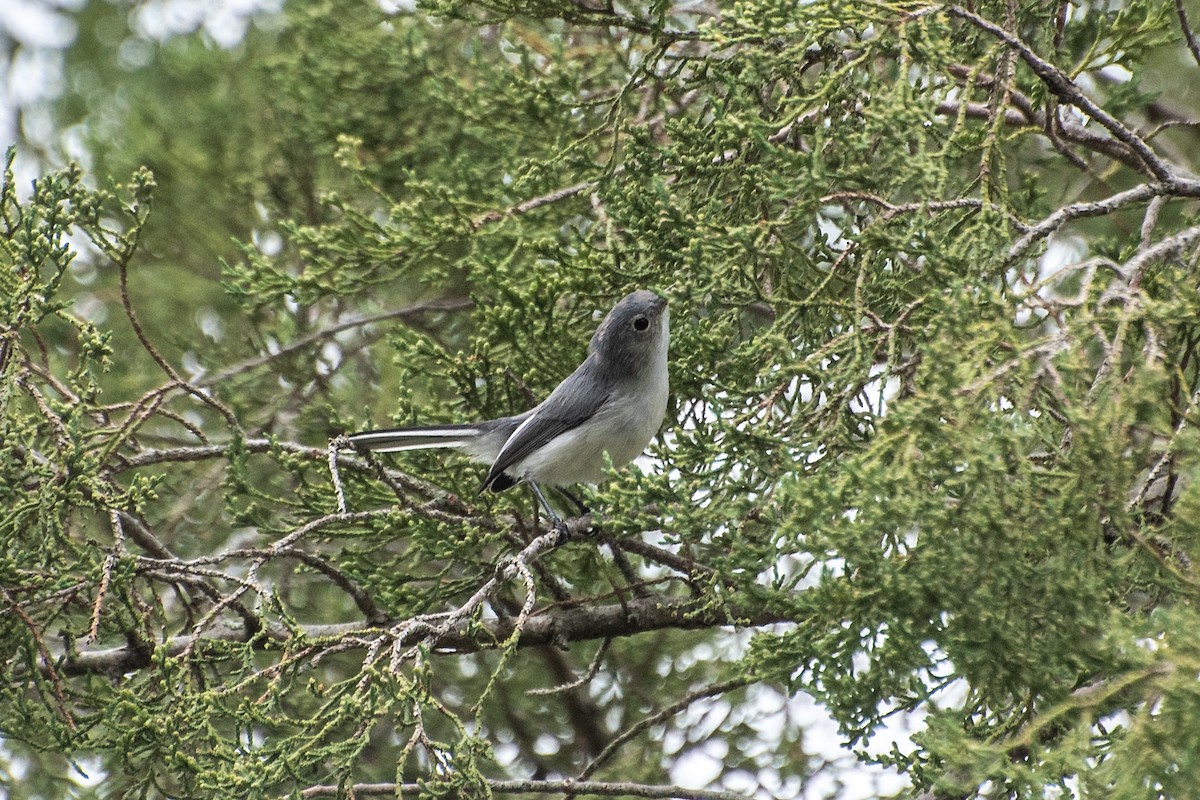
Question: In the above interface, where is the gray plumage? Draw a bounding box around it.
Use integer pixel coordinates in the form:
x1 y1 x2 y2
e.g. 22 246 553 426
349 290 670 512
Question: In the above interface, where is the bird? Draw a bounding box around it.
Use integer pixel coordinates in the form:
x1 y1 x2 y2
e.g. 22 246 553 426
348 290 670 532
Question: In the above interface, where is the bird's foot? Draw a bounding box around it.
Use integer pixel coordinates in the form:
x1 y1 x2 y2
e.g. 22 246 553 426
551 517 572 546
550 513 595 546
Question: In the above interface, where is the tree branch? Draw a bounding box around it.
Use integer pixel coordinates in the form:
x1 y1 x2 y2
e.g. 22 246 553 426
1007 183 1164 263
578 677 751 781
471 181 596 229
946 4 1176 182
300 778 750 800
51 594 790 677
1176 0 1200 70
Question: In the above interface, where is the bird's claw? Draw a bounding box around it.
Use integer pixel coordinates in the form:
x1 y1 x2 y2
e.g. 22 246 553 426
551 517 572 546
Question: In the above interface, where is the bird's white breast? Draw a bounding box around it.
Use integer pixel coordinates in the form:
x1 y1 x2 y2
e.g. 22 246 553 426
515 309 669 486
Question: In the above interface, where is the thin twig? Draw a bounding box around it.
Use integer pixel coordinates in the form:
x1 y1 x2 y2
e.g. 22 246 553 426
1140 195 1168 251
1176 0 1200 69
578 678 751 780
1007 183 1176 264
2 587 77 730
115 246 241 430
472 181 595 229
328 436 348 513
88 510 126 644
947 4 1174 181
265 547 388 624
528 639 612 696
198 299 473 386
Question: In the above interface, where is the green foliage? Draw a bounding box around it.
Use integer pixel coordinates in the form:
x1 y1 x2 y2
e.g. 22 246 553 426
4 0 1200 797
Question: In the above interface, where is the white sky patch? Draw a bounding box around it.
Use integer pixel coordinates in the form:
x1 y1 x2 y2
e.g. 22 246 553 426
657 650 914 798
379 0 419 12
670 745 726 787
69 752 107 788
134 0 282 48
1039 235 1088 282
318 339 343 375
1098 63 1132 83
73 293 108 326
180 350 204 381
195 307 225 341
8 43 67 105
850 363 900 418
252 227 285 257
0 1 79 49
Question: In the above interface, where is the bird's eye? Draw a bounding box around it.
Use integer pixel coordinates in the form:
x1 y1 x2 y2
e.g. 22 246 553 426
633 316 649 331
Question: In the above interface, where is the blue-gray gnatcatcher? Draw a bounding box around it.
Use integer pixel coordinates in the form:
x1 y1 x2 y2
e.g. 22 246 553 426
349 290 669 530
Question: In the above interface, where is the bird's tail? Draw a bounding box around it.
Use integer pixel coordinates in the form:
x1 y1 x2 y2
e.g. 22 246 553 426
347 423 484 453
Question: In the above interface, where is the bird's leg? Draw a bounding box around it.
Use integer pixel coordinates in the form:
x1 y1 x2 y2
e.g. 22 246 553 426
527 481 570 544
559 487 590 516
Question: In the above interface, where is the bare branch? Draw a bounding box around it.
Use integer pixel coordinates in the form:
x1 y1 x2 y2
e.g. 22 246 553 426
51 593 790 677
1176 0 1200 69
821 192 1020 226
946 4 1175 182
1006 182 1200 264
1121 222 1200 287
579 677 751 781
87 511 126 644
2 587 76 730
472 181 595 229
328 435 349 513
1140 195 1168 250
115 439 442 498
528 639 612 696
612 534 721 582
300 778 751 800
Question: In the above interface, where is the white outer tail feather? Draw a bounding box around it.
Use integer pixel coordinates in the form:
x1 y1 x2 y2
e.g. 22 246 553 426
347 428 479 453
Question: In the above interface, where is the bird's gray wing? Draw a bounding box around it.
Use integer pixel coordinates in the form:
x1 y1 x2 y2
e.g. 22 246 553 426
481 367 609 492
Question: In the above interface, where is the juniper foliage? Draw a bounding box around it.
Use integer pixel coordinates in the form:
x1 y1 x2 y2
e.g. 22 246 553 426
3 0 1200 797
